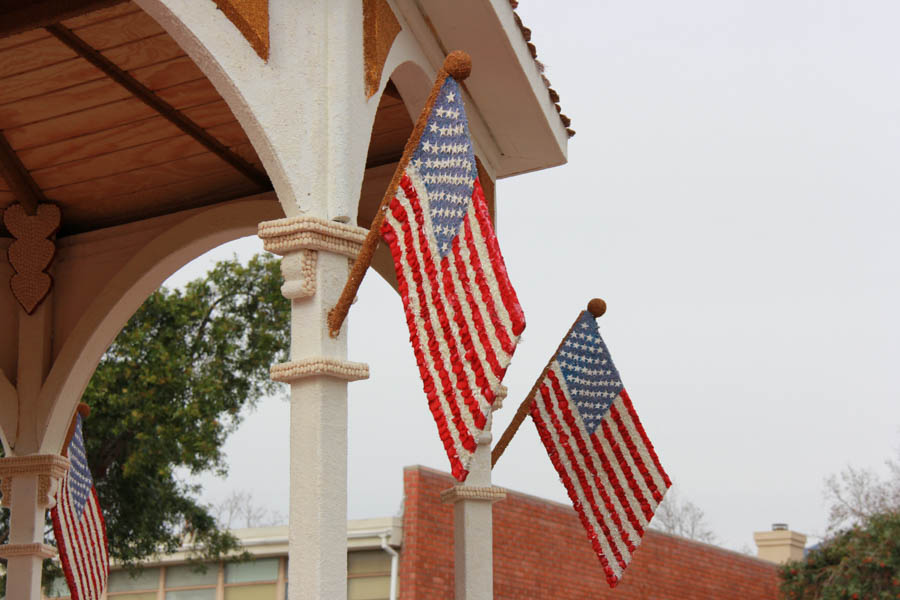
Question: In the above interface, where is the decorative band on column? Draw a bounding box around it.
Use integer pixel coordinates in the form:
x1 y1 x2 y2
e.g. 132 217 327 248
258 215 368 257
271 357 370 383
0 454 70 509
440 485 507 504
0 542 57 559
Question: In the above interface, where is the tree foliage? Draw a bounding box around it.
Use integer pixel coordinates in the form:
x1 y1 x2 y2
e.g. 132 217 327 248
779 512 900 600
780 449 900 600
0 253 289 592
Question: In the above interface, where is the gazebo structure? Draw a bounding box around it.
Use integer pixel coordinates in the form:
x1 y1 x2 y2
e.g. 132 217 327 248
0 1 570 598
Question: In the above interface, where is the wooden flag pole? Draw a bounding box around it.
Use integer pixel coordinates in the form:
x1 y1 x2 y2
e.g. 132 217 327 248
491 298 607 469
62 403 91 457
326 51 473 338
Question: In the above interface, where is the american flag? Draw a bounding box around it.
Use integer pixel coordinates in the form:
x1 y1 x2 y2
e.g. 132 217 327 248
530 311 670 587
51 414 109 600
380 75 525 481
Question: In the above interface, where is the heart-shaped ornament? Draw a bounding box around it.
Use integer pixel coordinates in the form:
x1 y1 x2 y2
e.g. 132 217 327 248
3 202 61 314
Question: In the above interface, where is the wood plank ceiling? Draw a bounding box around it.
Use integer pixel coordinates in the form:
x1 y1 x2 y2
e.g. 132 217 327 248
0 1 413 236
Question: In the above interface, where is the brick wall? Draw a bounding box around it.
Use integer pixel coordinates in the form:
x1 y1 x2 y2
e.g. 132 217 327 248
398 466 779 599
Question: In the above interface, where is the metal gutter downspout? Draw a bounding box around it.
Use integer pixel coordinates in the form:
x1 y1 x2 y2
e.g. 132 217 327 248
379 532 399 600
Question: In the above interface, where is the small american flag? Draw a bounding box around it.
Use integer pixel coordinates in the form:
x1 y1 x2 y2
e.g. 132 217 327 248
381 75 525 480
530 310 670 587
51 414 109 600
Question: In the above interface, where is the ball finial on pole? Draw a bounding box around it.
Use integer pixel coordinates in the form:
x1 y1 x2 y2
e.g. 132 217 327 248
444 50 472 81
587 298 607 318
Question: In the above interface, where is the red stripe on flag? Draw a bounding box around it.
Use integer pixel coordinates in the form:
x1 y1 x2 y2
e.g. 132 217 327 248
62 484 92 600
74 498 102 598
449 231 505 381
530 387 620 586
609 402 664 503
600 418 656 522
462 215 515 355
382 218 469 478
539 384 628 574
546 370 641 548
586 428 647 538
585 415 652 531
391 197 477 454
52 475 83 600
94 488 109 578
381 209 473 479
400 177 487 430
470 179 525 336
620 390 672 488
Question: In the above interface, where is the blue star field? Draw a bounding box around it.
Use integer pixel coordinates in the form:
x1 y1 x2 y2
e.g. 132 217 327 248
556 312 625 435
407 77 477 257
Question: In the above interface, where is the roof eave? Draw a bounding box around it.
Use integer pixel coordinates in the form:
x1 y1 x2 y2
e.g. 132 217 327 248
411 0 569 178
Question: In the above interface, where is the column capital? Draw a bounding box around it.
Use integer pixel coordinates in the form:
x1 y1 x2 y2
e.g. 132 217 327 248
0 454 69 509
440 485 507 504
271 357 369 383
258 215 367 258
0 542 57 560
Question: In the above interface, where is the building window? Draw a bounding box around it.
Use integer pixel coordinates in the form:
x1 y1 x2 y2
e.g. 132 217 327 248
347 550 392 600
224 557 279 599
164 563 218 600
108 566 160 599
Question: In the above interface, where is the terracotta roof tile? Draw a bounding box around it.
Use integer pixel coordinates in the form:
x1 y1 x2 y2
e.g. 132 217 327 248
509 1 573 137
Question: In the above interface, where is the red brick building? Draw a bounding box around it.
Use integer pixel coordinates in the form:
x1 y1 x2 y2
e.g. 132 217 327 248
399 466 779 600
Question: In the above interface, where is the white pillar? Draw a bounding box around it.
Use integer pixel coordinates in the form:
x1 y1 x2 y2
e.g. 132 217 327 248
0 454 69 599
441 433 507 600
260 218 369 600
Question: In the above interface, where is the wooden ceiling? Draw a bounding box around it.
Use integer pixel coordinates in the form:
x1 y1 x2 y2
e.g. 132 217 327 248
0 1 414 236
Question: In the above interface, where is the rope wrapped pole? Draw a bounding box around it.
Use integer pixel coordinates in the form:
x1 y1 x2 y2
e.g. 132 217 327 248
327 51 473 338
62 403 91 456
491 298 607 468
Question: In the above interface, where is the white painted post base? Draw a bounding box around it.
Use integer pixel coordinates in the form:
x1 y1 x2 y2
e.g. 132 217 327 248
441 433 507 600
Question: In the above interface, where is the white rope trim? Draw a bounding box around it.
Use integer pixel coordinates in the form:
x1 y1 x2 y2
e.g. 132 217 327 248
271 357 370 383
0 454 70 509
258 216 367 258
440 485 507 504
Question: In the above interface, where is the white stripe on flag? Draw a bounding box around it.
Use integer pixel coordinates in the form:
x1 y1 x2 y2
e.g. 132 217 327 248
532 381 625 580
613 395 670 496
542 367 634 566
405 168 491 421
604 399 661 514
549 363 644 546
384 187 475 467
464 199 517 338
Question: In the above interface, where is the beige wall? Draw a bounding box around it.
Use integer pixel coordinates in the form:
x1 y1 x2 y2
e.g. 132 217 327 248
45 553 393 600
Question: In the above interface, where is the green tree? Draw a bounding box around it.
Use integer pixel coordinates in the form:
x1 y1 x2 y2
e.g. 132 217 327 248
0 253 289 593
779 511 900 600
780 450 900 599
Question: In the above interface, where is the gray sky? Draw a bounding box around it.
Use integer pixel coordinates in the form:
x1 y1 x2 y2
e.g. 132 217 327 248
174 0 900 552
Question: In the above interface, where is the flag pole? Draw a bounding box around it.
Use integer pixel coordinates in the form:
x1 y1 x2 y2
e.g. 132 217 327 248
326 51 473 338
491 298 607 469
62 403 91 456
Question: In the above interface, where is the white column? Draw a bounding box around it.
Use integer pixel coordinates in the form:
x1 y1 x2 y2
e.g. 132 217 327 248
0 454 69 600
441 433 507 600
260 218 369 600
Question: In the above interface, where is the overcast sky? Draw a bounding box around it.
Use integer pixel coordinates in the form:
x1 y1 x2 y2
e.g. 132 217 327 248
168 0 900 553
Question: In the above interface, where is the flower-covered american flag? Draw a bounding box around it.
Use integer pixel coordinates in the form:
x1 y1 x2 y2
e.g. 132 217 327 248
380 73 525 481
51 412 109 600
530 309 670 587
